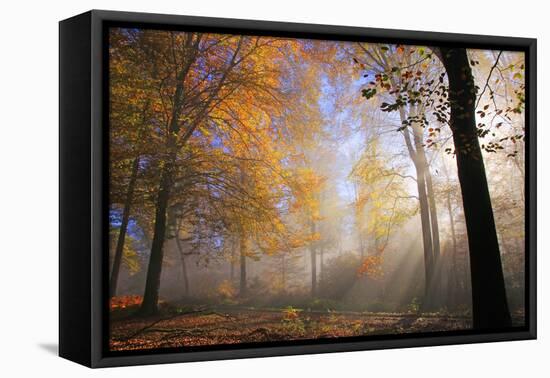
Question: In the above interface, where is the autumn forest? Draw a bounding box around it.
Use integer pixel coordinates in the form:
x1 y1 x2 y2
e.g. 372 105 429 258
108 27 526 351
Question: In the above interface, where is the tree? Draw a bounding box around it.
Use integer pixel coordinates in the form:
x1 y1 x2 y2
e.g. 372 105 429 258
109 28 523 334
108 29 161 297
137 32 293 314
436 47 511 328
357 44 514 326
349 136 416 257
353 44 441 304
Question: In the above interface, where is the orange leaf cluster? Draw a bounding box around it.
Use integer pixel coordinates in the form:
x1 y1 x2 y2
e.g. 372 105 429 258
357 255 384 279
110 295 143 310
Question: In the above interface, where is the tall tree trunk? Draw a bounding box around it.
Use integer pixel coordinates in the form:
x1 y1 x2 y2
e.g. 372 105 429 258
413 162 434 301
412 113 442 308
310 221 317 298
239 227 247 296
230 241 236 282
140 165 173 315
281 255 286 292
422 163 442 306
412 120 440 263
398 108 435 302
320 244 325 284
353 181 365 259
446 189 459 310
174 234 190 297
383 53 435 300
438 47 511 328
238 160 248 297
424 168 441 263
411 110 440 262
138 34 202 316
110 156 140 297
446 191 458 277
424 161 442 308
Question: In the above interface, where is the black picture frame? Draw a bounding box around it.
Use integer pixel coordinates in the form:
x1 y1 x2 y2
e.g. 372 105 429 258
59 9 537 368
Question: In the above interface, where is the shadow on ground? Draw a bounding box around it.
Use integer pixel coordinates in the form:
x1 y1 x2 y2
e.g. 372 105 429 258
38 343 58 355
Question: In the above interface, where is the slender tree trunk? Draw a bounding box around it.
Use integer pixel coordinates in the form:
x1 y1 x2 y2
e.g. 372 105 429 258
381 51 436 303
424 165 443 307
140 164 173 315
424 168 441 263
110 156 140 297
414 163 434 301
239 228 247 296
353 181 365 259
238 161 248 297
138 35 202 316
230 242 236 282
438 47 511 328
139 112 182 314
412 116 442 308
320 244 325 284
398 109 435 302
110 97 150 298
310 221 317 298
446 190 459 310
447 191 458 277
424 166 442 308
174 234 190 297
412 120 440 261
281 255 286 292
384 54 435 300
412 112 440 262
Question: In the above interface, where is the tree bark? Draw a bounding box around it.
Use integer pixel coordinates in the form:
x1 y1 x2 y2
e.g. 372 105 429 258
238 160 248 297
377 49 438 303
445 188 459 310
411 156 434 301
138 34 203 316
438 47 511 328
412 119 440 262
425 166 443 308
281 255 286 292
139 164 173 315
353 181 365 259
416 168 435 303
320 244 325 284
239 228 247 296
110 156 140 297
139 81 185 315
230 241 236 282
174 234 190 297
383 53 436 298
310 221 317 298
398 108 435 302
424 166 441 263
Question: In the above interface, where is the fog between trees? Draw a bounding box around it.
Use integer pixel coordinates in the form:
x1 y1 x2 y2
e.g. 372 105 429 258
108 29 525 349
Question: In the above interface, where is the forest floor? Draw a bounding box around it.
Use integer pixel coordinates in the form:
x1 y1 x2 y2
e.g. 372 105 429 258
109 303 486 351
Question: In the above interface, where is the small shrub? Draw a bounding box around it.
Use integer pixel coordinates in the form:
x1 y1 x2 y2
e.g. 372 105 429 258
217 280 237 301
408 297 422 314
280 306 306 335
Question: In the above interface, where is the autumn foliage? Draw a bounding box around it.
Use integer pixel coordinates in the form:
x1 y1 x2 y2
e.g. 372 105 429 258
107 26 526 350
110 295 143 310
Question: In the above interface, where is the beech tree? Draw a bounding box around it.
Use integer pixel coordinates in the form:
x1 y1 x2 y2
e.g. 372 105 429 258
352 44 442 305
437 47 511 328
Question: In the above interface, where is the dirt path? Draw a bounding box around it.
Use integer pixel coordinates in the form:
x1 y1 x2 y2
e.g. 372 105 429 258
110 307 472 351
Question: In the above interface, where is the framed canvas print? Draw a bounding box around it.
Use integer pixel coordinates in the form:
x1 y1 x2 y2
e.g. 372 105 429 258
59 10 536 368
